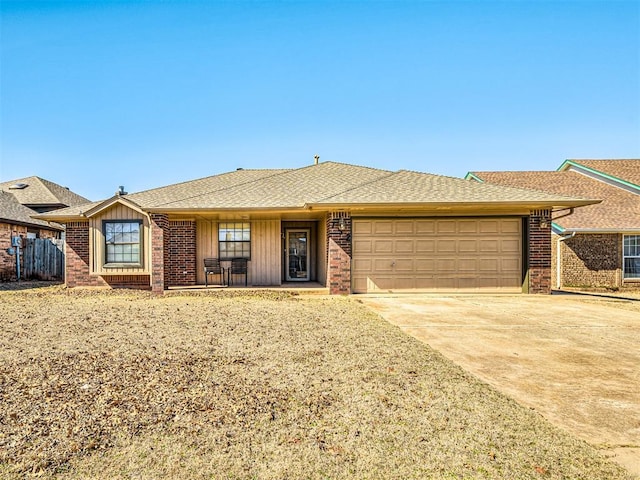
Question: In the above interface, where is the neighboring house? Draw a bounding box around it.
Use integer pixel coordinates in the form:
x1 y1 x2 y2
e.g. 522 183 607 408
0 191 63 279
36 161 596 294
0 176 90 213
466 159 640 291
0 176 90 280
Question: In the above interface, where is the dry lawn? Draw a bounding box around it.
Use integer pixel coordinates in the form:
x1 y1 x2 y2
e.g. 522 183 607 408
0 286 631 479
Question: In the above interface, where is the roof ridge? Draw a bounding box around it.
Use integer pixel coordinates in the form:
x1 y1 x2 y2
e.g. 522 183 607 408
313 169 399 203
129 168 291 197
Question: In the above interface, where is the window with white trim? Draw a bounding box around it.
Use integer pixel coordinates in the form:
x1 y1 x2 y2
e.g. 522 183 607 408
104 220 142 265
623 235 640 279
219 222 251 260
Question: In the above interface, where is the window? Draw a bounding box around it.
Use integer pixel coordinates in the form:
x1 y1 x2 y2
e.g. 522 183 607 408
104 220 142 265
623 235 640 279
219 222 250 260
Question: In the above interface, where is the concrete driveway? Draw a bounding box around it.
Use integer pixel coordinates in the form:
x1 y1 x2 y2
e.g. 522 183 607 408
359 293 640 477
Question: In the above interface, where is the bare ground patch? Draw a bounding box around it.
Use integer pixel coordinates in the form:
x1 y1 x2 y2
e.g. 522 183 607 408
0 287 631 479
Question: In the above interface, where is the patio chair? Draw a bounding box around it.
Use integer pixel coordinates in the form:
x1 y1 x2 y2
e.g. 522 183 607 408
228 258 248 286
204 258 225 287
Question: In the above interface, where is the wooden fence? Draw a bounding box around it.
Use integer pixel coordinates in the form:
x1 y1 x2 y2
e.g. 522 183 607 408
22 238 65 280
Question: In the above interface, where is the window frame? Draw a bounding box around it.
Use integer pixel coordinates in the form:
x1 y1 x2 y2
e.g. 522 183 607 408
103 219 143 267
218 222 251 260
623 234 640 280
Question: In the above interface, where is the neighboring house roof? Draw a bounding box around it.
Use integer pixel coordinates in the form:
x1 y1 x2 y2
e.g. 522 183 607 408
467 170 640 232
0 191 63 231
0 176 90 209
37 162 597 221
559 159 640 193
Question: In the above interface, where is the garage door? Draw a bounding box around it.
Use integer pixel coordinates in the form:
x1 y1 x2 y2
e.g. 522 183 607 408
352 218 523 293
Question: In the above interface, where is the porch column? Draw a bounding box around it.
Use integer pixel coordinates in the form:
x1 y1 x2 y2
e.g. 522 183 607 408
150 213 169 294
528 209 552 294
327 212 352 295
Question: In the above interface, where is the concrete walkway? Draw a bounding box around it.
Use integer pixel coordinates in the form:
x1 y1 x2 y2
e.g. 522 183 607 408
359 293 640 478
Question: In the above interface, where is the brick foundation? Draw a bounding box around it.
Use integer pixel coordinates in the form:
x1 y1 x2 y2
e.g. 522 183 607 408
327 212 351 294
528 210 552 294
166 220 197 287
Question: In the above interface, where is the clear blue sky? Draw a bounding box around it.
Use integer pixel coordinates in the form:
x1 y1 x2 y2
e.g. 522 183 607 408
1 0 639 200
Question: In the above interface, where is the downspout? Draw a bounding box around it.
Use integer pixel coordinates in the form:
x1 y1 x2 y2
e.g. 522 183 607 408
556 231 576 289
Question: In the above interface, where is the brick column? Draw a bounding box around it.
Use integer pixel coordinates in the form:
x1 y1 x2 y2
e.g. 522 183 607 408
528 210 552 294
150 214 168 294
327 212 352 295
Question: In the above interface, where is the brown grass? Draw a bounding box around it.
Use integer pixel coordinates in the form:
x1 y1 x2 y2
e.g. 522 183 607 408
0 286 632 479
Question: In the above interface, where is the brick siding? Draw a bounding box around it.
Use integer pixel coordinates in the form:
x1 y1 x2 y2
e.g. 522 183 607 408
528 210 552 294
65 222 107 288
561 233 621 289
166 220 197 287
327 212 351 294
150 214 168 294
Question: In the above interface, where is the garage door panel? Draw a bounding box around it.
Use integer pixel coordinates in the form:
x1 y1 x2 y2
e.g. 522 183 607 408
501 239 520 253
458 259 478 271
353 239 373 254
458 240 478 253
352 258 372 272
479 220 499 233
437 221 457 234
416 240 436 253
415 259 436 270
415 220 436 234
394 259 414 271
501 258 521 272
458 221 479 234
353 221 372 235
373 240 393 253
437 240 456 253
480 239 499 253
352 217 522 293
395 221 415 235
501 219 521 233
374 222 393 234
395 240 414 253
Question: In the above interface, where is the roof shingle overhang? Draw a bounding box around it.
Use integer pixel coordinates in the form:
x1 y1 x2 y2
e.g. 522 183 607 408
0 217 64 231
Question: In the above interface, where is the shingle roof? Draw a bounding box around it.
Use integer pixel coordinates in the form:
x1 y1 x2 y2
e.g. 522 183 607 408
563 159 640 188
313 169 586 205
0 176 90 208
38 162 597 220
0 191 63 230
469 170 640 231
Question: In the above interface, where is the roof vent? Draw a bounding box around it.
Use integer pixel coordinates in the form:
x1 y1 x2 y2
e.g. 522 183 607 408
9 183 28 190
116 186 127 196
314 155 320 165
237 167 244 171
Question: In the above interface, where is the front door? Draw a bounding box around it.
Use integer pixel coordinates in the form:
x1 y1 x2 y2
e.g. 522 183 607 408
286 229 309 281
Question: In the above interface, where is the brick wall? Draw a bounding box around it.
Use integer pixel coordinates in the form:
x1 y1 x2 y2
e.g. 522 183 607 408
327 212 351 294
65 222 107 288
166 220 197 287
528 210 552 294
561 233 621 289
